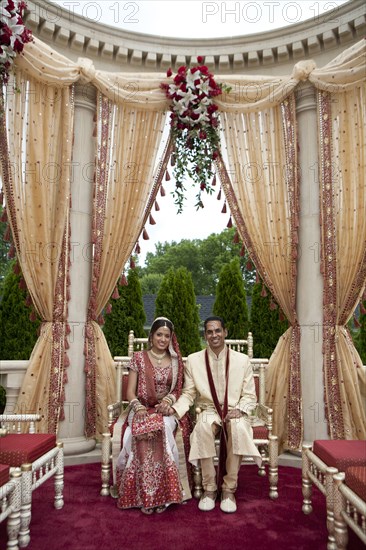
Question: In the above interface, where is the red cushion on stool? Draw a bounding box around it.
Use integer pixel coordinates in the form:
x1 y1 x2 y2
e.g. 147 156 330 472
313 440 366 472
0 464 10 486
0 434 57 467
253 425 269 439
345 466 366 501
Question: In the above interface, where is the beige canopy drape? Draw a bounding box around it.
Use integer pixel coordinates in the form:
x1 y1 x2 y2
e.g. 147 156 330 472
2 35 364 441
84 94 168 437
1 72 73 433
318 84 366 440
218 98 300 451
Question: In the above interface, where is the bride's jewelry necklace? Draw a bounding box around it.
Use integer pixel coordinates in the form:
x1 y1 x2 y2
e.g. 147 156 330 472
150 349 167 365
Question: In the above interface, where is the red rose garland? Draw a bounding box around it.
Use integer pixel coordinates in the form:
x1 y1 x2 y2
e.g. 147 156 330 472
0 0 33 84
161 56 231 212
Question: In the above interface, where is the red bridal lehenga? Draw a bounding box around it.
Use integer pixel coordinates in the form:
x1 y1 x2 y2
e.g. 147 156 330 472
114 351 192 510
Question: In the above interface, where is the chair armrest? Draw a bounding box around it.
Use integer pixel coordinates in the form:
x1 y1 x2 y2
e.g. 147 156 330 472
107 401 125 428
0 414 41 434
255 404 273 434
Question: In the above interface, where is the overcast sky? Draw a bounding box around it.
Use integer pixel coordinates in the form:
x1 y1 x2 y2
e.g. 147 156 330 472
50 1 349 265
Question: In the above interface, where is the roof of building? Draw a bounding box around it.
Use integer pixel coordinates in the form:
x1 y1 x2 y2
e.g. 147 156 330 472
142 294 215 328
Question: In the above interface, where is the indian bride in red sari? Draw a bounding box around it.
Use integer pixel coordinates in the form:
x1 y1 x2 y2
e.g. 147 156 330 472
113 317 192 514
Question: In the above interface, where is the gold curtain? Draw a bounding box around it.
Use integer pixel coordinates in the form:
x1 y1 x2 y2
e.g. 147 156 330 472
318 84 366 440
2 72 74 432
219 101 300 451
84 95 167 438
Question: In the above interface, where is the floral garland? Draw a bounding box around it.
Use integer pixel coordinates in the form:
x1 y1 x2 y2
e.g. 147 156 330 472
161 56 230 212
0 0 33 84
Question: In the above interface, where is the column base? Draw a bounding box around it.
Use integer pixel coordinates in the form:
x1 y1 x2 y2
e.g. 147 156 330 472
61 436 97 457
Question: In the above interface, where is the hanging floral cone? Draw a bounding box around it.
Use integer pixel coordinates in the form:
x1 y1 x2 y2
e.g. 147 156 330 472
212 174 216 186
226 216 233 228
269 299 277 311
165 170 171 181
8 243 15 258
233 231 240 244
19 278 27 290
142 228 149 240
105 303 112 315
0 208 7 223
255 272 260 284
154 200 160 211
279 310 286 322
3 225 11 241
97 314 105 326
0 190 3 205
261 285 267 297
112 286 120 300
25 294 32 307
13 262 20 275
217 189 222 201
149 213 156 225
221 202 227 214
239 244 246 257
29 310 37 322
246 258 254 271
135 242 141 254
119 273 128 286
160 185 166 197
171 154 176 167
130 257 136 269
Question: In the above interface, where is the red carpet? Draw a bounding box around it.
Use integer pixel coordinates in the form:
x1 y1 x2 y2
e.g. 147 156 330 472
0 463 363 550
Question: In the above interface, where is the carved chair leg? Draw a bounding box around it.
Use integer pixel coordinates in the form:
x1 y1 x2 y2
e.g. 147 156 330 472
325 466 338 550
302 444 313 514
193 464 203 499
100 432 112 497
6 471 22 550
333 473 348 550
268 435 278 500
257 446 266 477
19 465 32 548
54 442 64 510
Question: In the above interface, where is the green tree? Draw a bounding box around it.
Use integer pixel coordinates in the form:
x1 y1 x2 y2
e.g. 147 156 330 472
250 282 289 358
352 299 366 364
142 228 255 295
213 257 249 339
0 263 41 360
103 269 146 356
155 267 201 356
140 272 163 294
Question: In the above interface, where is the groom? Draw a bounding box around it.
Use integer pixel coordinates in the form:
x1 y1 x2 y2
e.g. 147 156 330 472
166 316 261 513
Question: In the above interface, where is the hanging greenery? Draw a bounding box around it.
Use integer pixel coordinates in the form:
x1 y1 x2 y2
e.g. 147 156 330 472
161 57 231 212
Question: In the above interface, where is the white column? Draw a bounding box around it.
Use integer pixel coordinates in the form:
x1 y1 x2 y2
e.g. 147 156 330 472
296 82 328 442
58 83 96 455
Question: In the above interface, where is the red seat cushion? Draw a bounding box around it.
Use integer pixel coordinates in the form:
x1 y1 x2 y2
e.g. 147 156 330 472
313 440 366 472
253 425 269 439
0 463 10 487
0 434 57 467
345 465 366 501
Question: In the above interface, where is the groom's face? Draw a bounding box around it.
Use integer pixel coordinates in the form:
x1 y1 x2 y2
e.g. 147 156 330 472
205 320 227 354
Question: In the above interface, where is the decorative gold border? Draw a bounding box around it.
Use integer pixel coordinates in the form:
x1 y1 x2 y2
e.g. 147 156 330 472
318 90 344 439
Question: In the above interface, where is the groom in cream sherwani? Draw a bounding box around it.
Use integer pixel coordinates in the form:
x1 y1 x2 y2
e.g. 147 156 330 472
166 316 262 513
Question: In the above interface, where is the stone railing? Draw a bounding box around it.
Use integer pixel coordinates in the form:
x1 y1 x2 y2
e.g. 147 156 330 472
0 360 29 414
